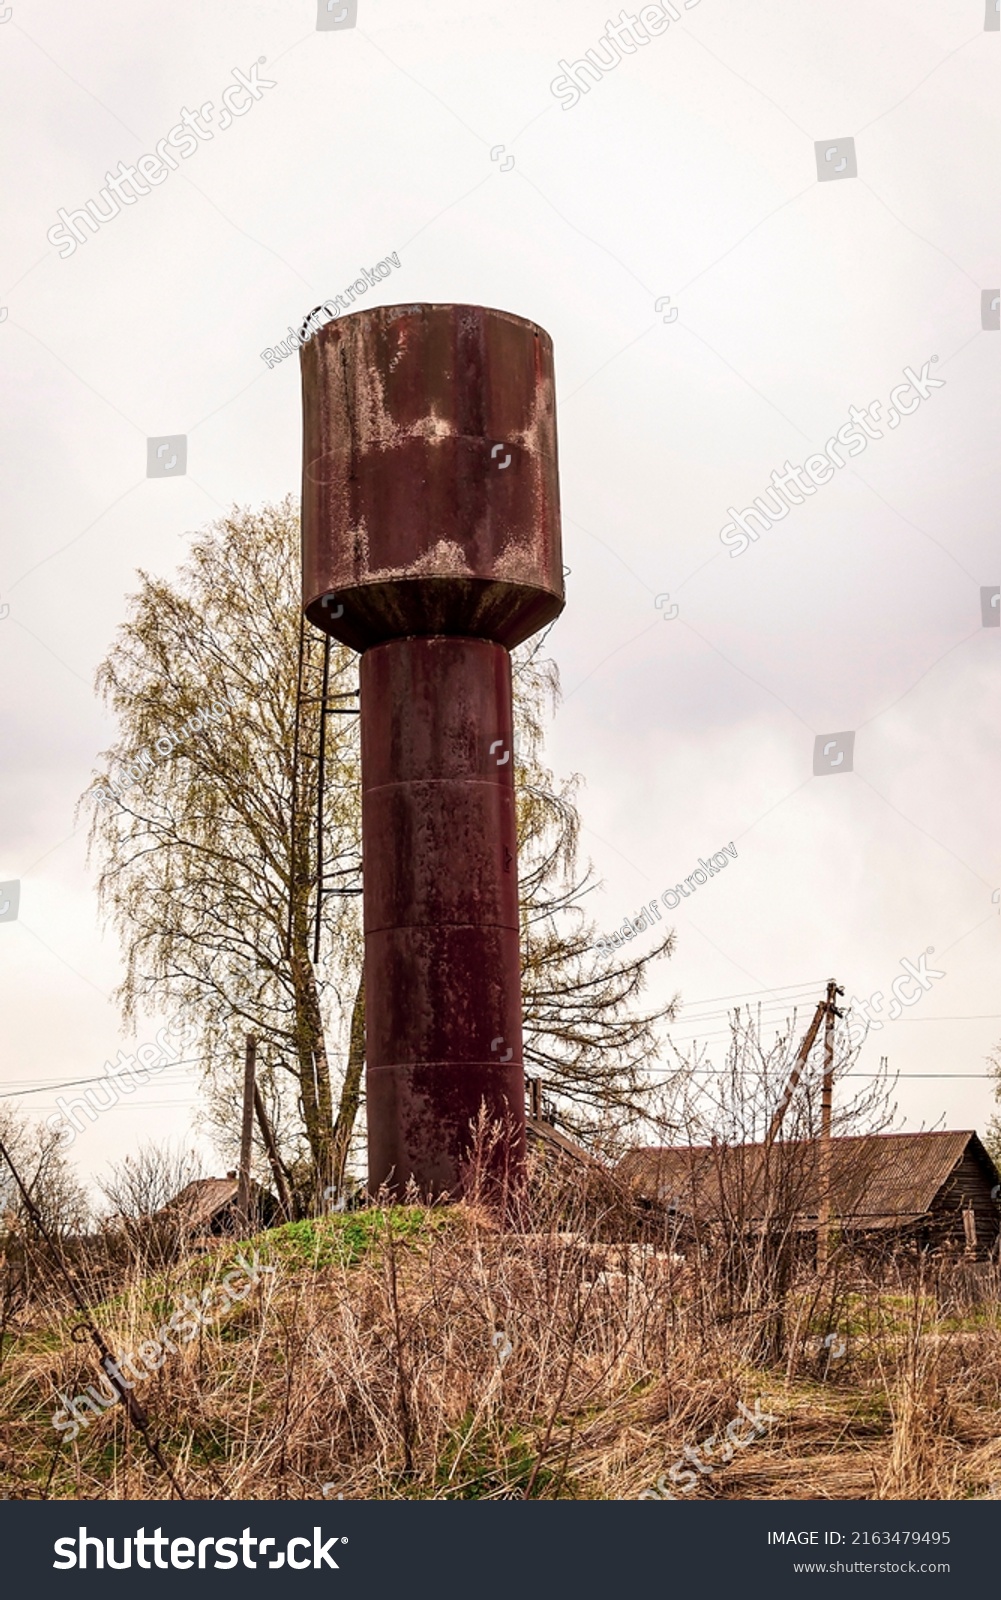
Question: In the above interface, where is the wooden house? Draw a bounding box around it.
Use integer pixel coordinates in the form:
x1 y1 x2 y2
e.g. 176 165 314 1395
617 1130 1001 1259
156 1172 280 1240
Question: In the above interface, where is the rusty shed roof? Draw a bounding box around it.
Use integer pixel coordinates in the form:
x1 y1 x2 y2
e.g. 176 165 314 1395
617 1131 994 1229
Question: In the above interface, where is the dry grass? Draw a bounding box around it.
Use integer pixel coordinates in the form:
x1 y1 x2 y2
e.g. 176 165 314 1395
2 1173 1000 1502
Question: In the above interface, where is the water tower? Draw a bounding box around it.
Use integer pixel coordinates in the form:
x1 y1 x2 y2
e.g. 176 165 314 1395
300 302 564 1197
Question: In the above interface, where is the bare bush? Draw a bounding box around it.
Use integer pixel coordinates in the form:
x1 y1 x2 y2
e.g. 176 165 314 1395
97 1142 205 1269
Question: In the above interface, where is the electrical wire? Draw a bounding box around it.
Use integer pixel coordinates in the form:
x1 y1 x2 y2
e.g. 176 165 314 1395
0 1047 351 1101
673 980 828 1009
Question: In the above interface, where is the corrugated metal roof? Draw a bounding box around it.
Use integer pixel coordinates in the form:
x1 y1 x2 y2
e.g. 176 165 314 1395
617 1130 985 1228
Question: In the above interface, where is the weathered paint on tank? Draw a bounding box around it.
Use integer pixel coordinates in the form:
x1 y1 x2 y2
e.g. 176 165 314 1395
301 302 563 1197
300 302 564 650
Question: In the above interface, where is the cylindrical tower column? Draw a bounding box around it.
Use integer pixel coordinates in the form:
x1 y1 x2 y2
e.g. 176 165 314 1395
362 635 523 1195
300 302 563 1197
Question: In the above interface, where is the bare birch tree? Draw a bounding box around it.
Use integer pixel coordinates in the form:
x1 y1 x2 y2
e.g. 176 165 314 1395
85 500 676 1196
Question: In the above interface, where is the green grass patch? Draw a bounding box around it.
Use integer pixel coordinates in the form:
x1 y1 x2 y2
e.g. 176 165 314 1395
253 1206 451 1273
431 1413 557 1500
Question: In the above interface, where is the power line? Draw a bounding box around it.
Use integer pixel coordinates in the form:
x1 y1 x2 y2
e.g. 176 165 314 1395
664 1013 1001 1047
2 1064 199 1091
664 1030 802 1046
26 1099 205 1112
676 988 821 1009
5 1015 995 1102
674 980 828 1009
669 1001 819 1028
0 1046 353 1101
644 1063 995 1079
880 1015 1001 1022
0 1059 207 1101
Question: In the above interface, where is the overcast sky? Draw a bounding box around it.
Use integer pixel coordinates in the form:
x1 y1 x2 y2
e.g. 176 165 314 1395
1 0 998 1190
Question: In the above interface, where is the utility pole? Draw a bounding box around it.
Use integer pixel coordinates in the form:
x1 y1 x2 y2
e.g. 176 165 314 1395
236 1033 257 1231
816 979 844 1272
765 997 827 1149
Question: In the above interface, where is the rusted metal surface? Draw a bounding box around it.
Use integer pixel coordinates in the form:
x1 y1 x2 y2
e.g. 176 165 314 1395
300 302 564 651
300 303 563 1198
362 636 524 1195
